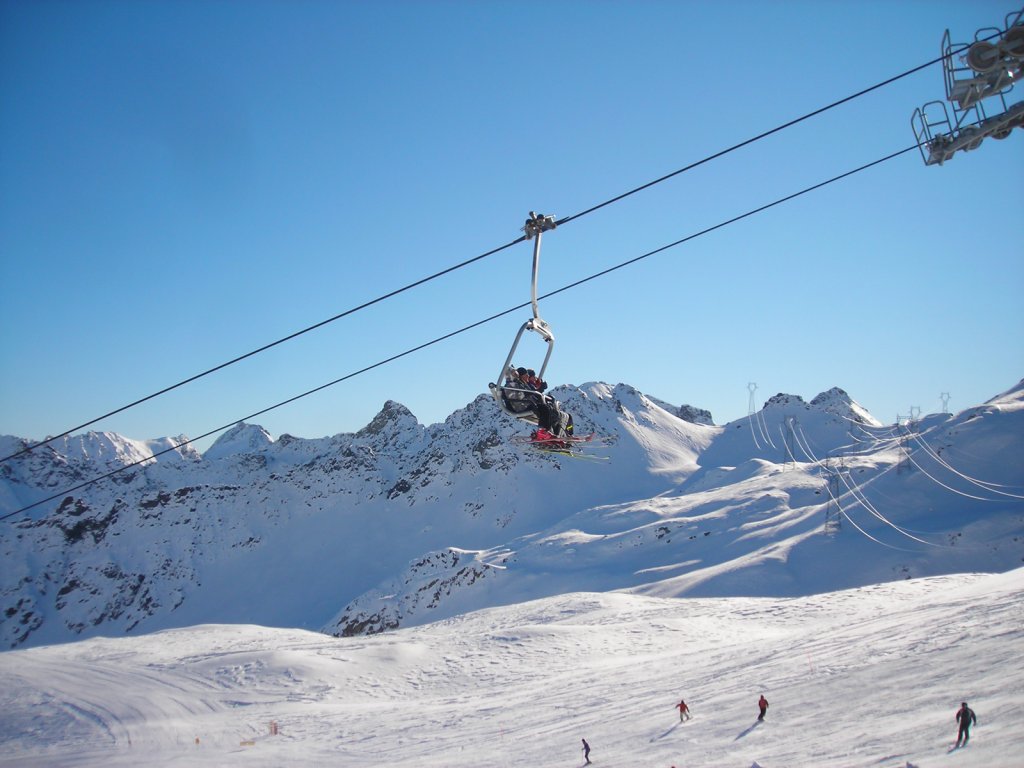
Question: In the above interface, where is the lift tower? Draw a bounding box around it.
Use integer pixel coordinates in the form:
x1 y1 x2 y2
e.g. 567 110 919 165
911 8 1024 165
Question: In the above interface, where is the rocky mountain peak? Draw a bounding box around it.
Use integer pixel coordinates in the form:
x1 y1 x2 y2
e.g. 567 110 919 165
203 422 273 461
5 379 1019 651
764 392 808 410
678 404 714 426
357 400 419 437
810 387 881 426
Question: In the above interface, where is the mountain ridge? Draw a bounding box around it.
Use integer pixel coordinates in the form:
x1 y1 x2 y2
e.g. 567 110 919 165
2 380 1022 650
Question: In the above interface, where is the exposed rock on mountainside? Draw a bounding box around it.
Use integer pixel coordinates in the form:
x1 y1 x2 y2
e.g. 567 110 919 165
2 381 1022 649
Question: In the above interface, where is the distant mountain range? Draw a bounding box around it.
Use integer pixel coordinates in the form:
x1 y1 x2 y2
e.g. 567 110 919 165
2 380 1022 650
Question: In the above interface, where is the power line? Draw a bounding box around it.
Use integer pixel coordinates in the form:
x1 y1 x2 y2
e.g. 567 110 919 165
1 44 957 465
543 146 918 297
0 143 916 522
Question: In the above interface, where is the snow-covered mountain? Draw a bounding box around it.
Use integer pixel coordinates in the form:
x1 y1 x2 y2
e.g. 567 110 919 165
1 380 1022 650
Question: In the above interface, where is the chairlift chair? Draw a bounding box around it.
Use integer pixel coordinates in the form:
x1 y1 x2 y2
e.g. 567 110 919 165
489 212 558 424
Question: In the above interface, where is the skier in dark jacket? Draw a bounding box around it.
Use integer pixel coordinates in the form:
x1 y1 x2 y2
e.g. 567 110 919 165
955 702 977 747
581 738 591 763
502 366 573 440
536 396 574 439
500 366 534 416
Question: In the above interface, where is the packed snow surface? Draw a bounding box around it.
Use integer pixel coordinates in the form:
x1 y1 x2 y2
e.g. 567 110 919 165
1 569 1020 768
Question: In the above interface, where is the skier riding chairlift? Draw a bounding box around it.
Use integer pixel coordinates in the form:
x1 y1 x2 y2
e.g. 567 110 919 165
500 365 574 446
489 212 576 449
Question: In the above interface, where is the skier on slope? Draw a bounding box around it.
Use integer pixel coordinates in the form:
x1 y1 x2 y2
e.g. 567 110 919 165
581 738 592 764
757 694 769 721
955 701 977 747
675 699 691 721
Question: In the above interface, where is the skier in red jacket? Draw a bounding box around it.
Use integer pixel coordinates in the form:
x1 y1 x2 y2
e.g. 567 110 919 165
675 699 691 722
757 695 769 721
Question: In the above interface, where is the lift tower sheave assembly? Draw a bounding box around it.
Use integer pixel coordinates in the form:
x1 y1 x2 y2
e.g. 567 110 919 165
911 7 1024 165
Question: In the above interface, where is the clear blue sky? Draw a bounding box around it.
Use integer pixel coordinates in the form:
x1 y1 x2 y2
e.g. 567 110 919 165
2 0 1022 451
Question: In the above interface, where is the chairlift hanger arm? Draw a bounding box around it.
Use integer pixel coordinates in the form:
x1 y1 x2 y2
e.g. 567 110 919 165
492 211 558 388
523 211 557 325
488 212 558 418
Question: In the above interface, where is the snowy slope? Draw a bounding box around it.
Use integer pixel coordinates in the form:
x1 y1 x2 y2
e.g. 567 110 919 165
0 569 1020 767
0 384 709 649
2 380 1022 651
324 382 1024 635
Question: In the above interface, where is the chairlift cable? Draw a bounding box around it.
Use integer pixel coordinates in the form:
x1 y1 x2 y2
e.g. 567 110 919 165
0 36 967 465
0 144 918 522
0 236 526 464
0 299 534 522
542 145 919 299
554 39 985 228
